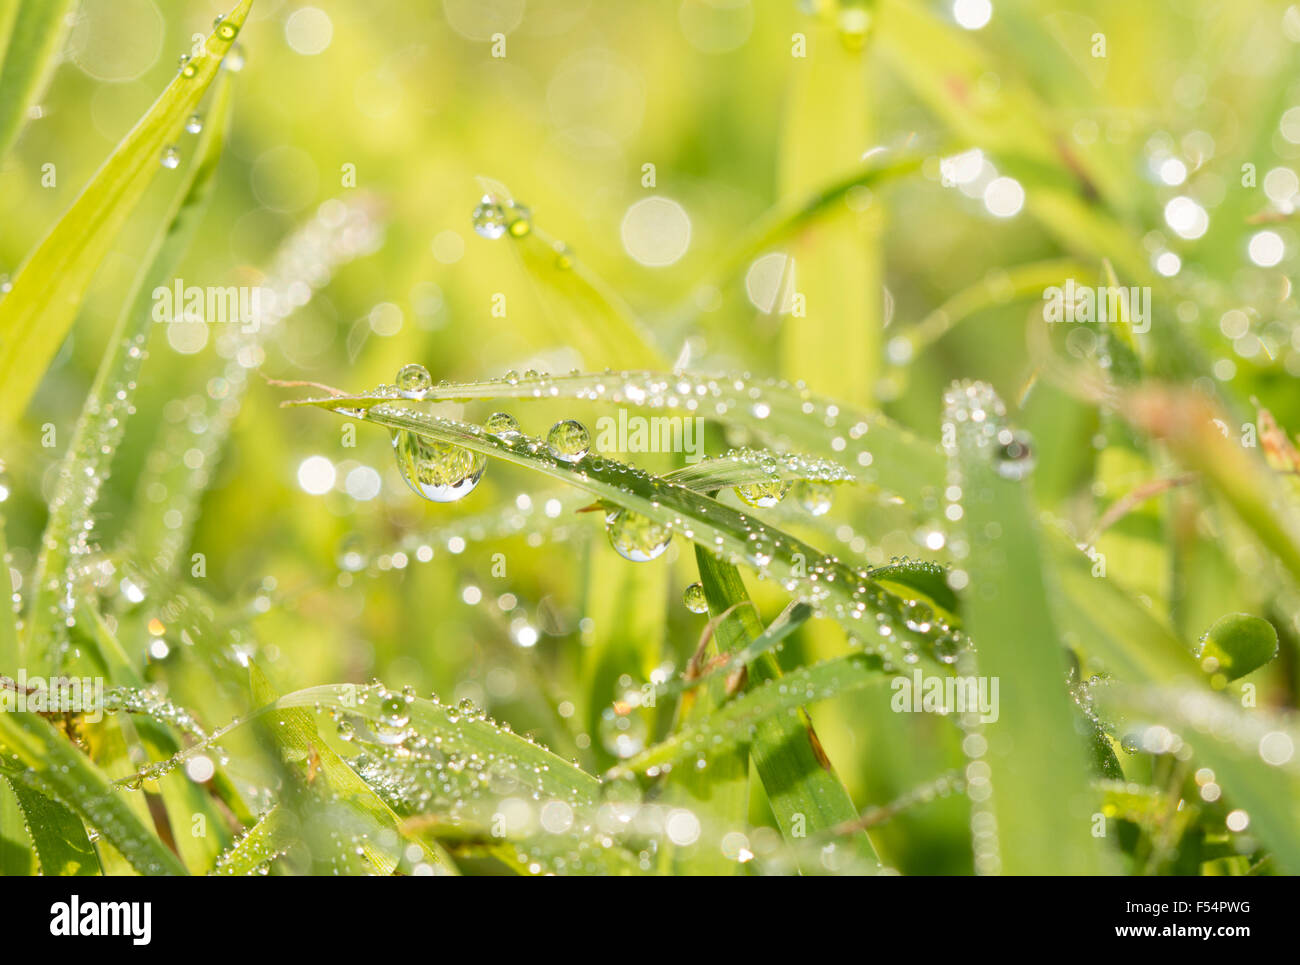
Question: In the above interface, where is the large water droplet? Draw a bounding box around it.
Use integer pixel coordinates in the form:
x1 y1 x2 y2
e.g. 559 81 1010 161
735 479 789 508
160 146 180 169
794 480 833 516
185 113 203 134
993 429 1036 481
396 362 432 396
605 508 671 562
683 582 707 613
392 431 486 502
547 419 590 462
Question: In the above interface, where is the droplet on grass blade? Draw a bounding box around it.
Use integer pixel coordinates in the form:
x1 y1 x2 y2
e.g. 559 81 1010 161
547 419 590 462
605 508 671 562
392 431 486 502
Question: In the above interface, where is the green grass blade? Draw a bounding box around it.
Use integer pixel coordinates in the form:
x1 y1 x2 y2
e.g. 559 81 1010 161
248 665 456 876
945 380 1107 874
0 709 186 874
0 0 76 161
694 549 880 872
28 72 236 673
612 652 887 779
0 0 253 434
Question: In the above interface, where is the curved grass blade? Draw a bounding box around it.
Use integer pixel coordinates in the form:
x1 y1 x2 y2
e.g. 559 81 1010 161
288 397 956 671
895 258 1094 361
0 0 76 161
944 380 1108 874
284 368 944 508
0 0 254 434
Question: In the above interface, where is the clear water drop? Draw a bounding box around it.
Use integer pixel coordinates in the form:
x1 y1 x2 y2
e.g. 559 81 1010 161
683 582 707 614
605 508 671 562
547 419 590 462
185 113 203 134
484 412 521 438
735 479 789 509
472 196 508 240
160 146 180 169
392 431 486 502
396 362 432 396
993 429 1036 481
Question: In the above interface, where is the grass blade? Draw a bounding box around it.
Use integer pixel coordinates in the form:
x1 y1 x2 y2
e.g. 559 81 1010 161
0 0 253 433
945 380 1108 874
0 0 76 161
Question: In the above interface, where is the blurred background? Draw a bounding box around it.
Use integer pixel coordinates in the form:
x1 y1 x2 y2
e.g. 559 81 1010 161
2 0 1299 872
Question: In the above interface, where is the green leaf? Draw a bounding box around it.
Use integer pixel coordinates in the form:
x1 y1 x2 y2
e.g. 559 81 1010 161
1102 685 1300 875
6 781 100 875
0 0 254 434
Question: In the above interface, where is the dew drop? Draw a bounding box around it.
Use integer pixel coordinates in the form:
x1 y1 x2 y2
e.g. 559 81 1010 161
472 196 509 240
484 411 521 438
683 581 708 614
735 479 789 508
160 146 180 169
185 113 203 134
547 419 590 462
605 508 671 562
396 362 432 396
392 431 486 502
993 429 1036 481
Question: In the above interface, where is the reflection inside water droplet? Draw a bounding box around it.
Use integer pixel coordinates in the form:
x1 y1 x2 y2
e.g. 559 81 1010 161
547 419 590 462
605 508 671 562
392 430 486 502
734 479 789 508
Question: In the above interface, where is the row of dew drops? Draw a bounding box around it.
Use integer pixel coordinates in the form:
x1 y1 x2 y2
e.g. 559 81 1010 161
384 362 837 566
160 16 245 170
369 363 970 673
